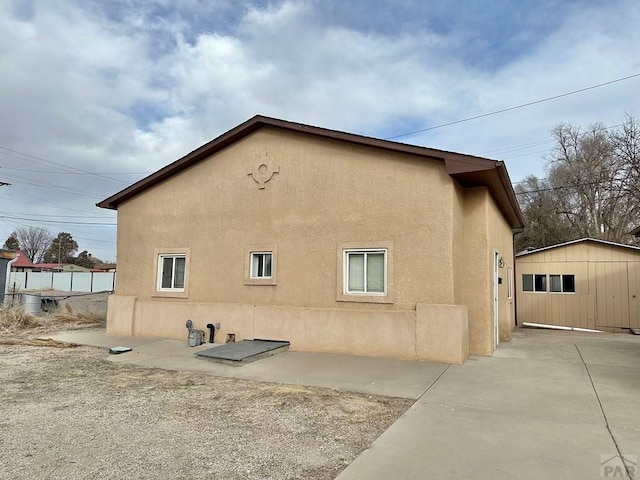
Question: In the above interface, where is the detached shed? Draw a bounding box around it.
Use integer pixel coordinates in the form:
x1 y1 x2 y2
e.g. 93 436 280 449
515 238 640 332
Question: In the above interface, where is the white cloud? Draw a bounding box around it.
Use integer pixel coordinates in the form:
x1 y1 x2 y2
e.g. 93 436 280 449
0 0 639 259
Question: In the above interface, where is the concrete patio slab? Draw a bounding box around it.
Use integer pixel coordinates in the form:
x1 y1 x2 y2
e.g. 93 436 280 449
47 327 640 479
46 330 159 349
47 330 447 399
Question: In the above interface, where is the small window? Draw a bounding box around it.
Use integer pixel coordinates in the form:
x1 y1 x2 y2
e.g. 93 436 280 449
507 267 513 299
550 274 575 293
251 252 272 278
534 274 546 292
345 250 386 295
244 245 278 285
523 274 547 292
158 254 186 291
562 275 575 293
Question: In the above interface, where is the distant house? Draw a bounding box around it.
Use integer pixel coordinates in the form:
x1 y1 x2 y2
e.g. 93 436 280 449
515 238 640 332
9 250 34 272
91 262 117 273
97 115 524 364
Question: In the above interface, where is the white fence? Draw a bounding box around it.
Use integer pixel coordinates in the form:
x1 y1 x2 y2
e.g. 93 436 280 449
7 271 116 293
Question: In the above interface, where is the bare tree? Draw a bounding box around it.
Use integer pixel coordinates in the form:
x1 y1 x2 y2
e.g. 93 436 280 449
612 114 640 202
547 122 625 239
515 117 640 250
12 226 54 263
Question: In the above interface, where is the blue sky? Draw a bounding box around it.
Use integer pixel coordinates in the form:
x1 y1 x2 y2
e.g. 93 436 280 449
1 0 639 261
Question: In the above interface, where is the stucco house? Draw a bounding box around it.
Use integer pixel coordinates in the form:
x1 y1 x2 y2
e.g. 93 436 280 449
98 115 524 364
516 238 640 332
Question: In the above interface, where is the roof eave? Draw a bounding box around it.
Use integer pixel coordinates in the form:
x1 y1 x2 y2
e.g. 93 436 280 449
445 157 525 229
516 237 640 257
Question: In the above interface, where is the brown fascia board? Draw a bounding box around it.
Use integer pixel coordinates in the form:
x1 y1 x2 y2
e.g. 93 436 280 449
444 156 525 229
96 115 524 228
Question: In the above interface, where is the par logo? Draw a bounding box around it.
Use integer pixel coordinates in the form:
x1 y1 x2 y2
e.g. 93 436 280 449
601 454 637 478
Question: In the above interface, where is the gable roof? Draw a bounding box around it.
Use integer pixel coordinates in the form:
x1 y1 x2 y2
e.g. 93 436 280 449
10 250 34 268
97 115 525 229
516 238 640 257
32 263 65 270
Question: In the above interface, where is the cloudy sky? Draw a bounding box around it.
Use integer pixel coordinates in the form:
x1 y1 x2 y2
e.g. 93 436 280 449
1 0 639 261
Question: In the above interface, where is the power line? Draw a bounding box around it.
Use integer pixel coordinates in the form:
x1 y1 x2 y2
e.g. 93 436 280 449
515 178 623 195
0 145 133 186
0 212 114 219
387 73 640 140
0 166 151 175
0 214 116 226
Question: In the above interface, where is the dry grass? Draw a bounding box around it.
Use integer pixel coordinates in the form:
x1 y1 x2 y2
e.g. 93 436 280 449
0 338 80 348
52 302 106 325
0 305 42 331
0 303 105 342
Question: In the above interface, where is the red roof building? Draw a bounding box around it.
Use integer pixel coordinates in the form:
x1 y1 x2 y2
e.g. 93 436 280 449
10 250 35 271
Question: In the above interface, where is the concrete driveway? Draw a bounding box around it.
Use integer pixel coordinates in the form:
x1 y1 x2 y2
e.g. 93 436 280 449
49 328 640 479
337 329 640 480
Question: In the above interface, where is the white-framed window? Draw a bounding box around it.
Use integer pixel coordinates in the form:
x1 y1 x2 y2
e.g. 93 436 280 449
157 254 186 291
507 267 513 299
550 274 576 293
251 252 273 278
344 249 386 295
522 274 547 292
244 245 278 286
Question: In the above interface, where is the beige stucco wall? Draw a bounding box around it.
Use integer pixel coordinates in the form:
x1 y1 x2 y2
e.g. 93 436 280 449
516 242 640 331
109 127 515 362
116 128 462 307
107 295 469 364
460 188 515 356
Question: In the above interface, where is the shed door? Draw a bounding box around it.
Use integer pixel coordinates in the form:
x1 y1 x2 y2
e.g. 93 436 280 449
595 262 630 329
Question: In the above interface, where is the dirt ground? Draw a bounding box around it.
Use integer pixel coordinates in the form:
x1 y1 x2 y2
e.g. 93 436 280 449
0 309 413 479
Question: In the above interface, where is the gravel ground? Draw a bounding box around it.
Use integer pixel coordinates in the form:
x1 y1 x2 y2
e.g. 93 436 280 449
0 324 412 479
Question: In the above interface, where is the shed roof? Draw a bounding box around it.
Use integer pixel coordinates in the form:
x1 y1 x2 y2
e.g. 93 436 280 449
516 238 640 257
0 249 16 261
97 115 525 229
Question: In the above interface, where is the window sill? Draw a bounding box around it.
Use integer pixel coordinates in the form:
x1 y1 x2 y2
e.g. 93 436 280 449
152 290 189 299
244 278 277 286
337 293 393 304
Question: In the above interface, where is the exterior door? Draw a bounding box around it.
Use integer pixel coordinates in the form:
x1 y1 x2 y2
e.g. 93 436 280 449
493 251 500 349
595 262 630 329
